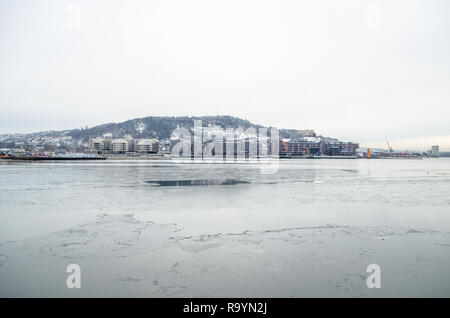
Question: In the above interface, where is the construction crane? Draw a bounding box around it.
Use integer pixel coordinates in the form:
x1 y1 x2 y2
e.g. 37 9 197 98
386 140 393 153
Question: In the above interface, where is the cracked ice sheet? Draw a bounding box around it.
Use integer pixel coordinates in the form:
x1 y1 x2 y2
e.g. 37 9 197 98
1 214 450 297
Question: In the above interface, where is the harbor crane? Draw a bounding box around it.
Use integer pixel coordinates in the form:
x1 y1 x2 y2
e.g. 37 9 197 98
386 140 394 153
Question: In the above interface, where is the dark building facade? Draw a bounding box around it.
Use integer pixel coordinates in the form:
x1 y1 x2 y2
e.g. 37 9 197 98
280 140 359 157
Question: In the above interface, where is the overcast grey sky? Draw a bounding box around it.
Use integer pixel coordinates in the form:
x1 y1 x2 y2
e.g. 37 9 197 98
1 0 449 149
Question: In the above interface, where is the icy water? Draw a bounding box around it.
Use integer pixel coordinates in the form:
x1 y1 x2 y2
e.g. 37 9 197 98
0 158 449 297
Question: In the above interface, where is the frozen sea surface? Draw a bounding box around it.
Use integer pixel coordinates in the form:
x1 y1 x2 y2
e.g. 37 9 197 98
0 158 449 297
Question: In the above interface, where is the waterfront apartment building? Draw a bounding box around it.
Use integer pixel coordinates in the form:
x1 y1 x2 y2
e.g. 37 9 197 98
111 139 129 154
136 139 159 153
170 135 357 159
280 139 359 157
431 145 439 157
89 138 104 151
89 137 159 154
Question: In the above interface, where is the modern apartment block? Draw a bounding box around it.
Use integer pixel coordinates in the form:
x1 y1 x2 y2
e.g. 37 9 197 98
89 138 159 154
431 145 439 157
89 138 104 151
136 139 159 153
279 138 359 157
111 139 129 154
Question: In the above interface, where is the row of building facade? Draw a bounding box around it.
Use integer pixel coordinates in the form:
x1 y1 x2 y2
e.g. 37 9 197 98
89 138 159 154
280 139 359 157
170 137 359 158
89 136 358 157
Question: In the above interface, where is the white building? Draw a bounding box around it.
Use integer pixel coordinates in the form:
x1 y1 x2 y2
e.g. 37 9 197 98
89 138 104 151
103 139 112 151
136 139 159 153
111 139 129 154
431 145 439 157
89 137 158 154
127 139 137 152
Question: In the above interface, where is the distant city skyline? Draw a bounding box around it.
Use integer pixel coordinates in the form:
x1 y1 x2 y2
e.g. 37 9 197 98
1 113 448 151
1 0 449 151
